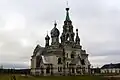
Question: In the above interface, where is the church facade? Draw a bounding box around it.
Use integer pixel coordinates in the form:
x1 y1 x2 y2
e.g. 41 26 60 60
31 8 90 76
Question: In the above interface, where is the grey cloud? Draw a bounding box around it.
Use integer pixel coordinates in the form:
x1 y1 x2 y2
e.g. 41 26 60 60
0 0 120 68
90 55 120 67
1 63 29 69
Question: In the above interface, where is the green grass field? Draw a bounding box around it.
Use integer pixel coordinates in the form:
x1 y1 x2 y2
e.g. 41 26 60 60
0 74 107 80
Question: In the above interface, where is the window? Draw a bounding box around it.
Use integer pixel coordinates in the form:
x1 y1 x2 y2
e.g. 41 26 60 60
81 59 85 65
46 66 50 74
71 54 74 58
66 53 68 58
72 67 75 73
58 58 62 64
67 62 69 68
58 67 62 72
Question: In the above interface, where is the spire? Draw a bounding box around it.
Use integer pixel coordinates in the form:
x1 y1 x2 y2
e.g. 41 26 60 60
65 8 71 21
75 29 80 44
76 29 78 36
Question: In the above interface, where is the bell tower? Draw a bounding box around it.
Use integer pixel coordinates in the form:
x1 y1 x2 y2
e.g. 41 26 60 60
61 8 75 44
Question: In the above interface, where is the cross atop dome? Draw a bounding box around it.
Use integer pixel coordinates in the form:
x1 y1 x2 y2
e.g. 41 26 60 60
54 20 57 27
65 1 71 21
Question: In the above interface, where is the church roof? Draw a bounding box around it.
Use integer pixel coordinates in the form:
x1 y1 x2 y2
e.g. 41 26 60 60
101 63 120 69
33 44 41 54
41 55 51 64
33 44 44 56
41 55 55 64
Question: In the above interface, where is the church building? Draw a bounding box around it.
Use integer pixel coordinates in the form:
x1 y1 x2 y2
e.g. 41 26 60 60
31 7 90 76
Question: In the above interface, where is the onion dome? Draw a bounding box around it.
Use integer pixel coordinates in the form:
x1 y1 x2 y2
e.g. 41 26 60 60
45 34 50 40
51 22 60 38
75 29 80 44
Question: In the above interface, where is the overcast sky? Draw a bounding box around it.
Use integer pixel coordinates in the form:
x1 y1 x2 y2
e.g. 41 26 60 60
0 0 120 69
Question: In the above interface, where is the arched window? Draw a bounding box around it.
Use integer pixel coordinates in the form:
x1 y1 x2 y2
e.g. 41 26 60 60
81 59 85 65
66 53 68 58
58 67 62 72
71 54 74 58
72 67 75 73
67 62 69 68
58 58 62 64
46 65 50 74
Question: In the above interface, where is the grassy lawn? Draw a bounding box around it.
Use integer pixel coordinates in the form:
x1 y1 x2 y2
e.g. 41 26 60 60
0 74 107 80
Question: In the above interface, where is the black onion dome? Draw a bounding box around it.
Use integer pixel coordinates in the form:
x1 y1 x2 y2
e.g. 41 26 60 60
75 29 80 41
51 22 60 37
45 34 50 40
